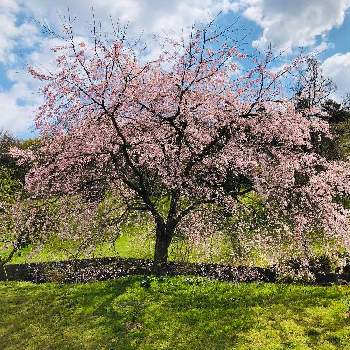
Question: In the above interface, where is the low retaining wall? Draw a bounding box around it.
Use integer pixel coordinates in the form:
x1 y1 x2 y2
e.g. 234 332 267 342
0 257 349 285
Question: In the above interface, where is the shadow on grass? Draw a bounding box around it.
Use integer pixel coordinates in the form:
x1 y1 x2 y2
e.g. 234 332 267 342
0 276 349 350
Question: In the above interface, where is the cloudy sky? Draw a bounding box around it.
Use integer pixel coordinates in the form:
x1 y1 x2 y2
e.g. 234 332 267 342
1 0 350 137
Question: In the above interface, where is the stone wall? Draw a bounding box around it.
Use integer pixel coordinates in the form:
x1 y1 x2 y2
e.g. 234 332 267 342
0 257 349 285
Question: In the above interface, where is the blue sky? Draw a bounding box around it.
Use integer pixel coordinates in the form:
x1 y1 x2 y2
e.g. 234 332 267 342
1 0 350 137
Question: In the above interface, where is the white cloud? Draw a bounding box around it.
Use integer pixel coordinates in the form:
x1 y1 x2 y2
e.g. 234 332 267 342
322 52 350 99
0 1 40 134
0 34 76 135
22 0 238 37
238 0 350 52
0 0 38 64
0 82 40 134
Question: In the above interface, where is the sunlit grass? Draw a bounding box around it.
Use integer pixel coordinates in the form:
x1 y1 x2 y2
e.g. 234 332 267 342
8 222 235 265
1 276 350 349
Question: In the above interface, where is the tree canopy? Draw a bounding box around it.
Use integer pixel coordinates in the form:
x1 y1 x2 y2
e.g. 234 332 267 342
10 21 350 267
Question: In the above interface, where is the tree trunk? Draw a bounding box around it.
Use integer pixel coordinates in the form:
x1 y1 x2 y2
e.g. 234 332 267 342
153 222 174 274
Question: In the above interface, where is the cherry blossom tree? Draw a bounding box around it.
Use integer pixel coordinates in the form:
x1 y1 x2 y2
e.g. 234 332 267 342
13 20 350 268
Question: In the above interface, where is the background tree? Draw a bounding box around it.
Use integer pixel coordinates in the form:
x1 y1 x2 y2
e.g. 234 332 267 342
0 131 24 184
321 98 350 160
12 20 350 268
293 57 350 160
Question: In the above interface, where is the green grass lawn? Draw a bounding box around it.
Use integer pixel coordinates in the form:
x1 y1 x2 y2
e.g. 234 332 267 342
8 223 234 266
1 276 350 349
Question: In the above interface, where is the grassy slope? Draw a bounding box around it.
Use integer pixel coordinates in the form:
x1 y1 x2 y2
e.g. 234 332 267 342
9 225 233 266
1 276 350 350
